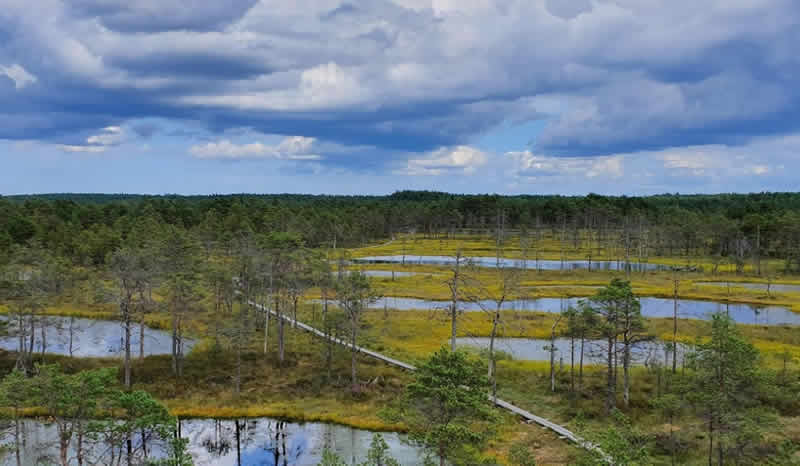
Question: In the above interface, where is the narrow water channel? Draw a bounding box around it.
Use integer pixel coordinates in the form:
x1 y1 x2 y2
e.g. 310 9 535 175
697 282 800 293
355 255 671 271
361 296 800 326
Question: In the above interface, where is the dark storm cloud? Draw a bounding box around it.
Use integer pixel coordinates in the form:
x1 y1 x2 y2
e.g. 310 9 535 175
107 52 273 79
68 0 261 32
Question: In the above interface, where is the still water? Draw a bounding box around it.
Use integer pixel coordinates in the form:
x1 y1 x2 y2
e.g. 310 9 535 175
365 296 800 326
0 315 191 358
355 255 670 271
456 337 689 366
0 417 422 466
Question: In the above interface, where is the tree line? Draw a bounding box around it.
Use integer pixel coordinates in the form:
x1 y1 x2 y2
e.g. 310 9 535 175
2 191 800 272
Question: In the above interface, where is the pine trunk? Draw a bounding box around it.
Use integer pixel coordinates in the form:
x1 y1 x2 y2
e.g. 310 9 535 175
606 337 616 413
124 314 131 389
351 317 358 390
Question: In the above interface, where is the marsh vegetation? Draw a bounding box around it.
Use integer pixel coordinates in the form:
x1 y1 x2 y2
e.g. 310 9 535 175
1 192 800 464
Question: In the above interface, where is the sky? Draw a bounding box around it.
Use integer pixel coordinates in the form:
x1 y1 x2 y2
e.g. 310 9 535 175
1 0 799 195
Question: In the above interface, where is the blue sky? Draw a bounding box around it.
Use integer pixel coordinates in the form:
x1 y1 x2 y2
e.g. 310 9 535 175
1 0 799 195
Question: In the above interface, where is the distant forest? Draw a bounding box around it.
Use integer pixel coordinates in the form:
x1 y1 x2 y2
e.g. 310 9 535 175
2 191 799 270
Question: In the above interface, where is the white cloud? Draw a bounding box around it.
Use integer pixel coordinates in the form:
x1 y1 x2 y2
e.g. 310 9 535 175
58 144 107 153
189 136 321 160
657 145 777 178
182 62 371 112
87 126 124 146
508 151 624 179
398 145 488 175
57 126 126 153
0 64 37 89
661 153 708 170
504 135 792 192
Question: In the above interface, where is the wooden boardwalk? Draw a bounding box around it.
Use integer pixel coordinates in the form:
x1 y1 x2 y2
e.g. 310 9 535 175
250 299 610 462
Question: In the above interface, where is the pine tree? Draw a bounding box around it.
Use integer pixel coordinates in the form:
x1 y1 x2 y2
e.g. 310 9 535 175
688 314 769 465
403 347 494 466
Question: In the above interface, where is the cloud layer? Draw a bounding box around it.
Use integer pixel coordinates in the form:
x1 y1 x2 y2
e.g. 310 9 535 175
1 0 799 192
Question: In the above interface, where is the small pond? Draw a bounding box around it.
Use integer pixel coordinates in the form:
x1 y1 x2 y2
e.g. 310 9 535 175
355 255 671 272
456 337 689 367
0 417 422 466
0 315 191 358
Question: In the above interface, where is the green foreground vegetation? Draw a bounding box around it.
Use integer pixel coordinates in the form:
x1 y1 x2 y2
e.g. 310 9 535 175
1 192 800 465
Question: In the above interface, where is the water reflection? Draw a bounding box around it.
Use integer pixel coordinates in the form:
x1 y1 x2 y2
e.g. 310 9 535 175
0 418 422 466
0 315 191 358
355 255 670 271
361 296 800 325
1 419 159 466
181 418 424 466
456 337 689 367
